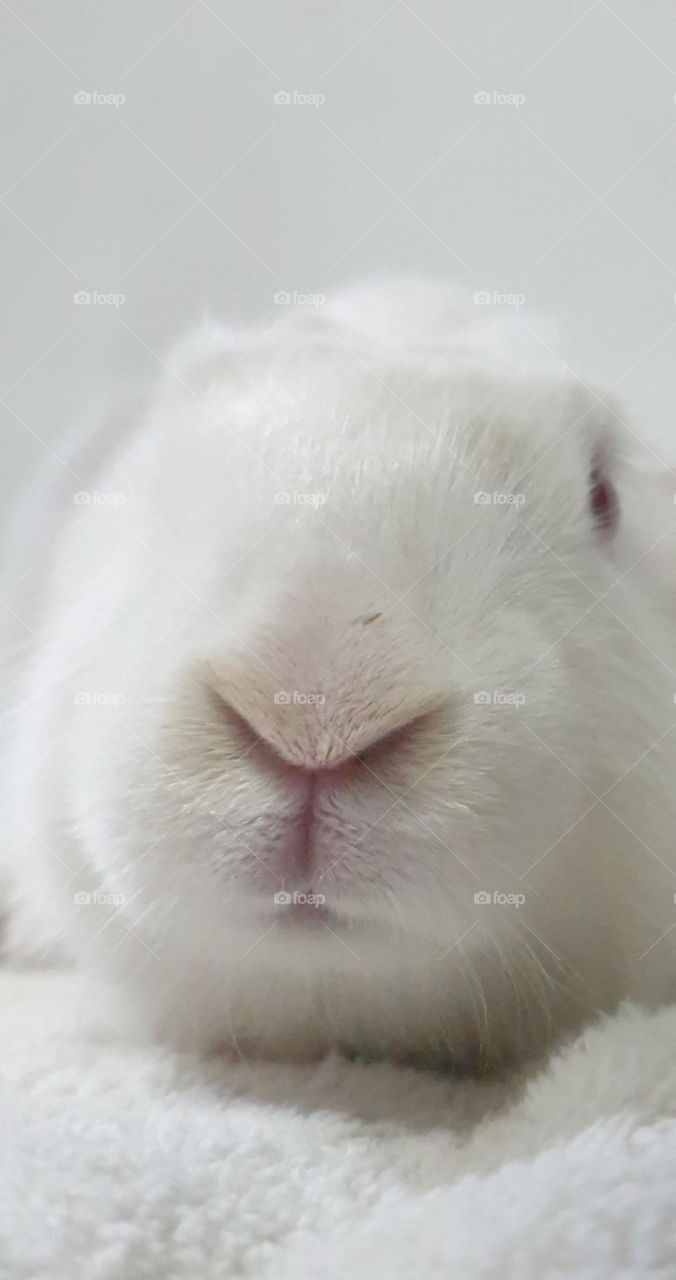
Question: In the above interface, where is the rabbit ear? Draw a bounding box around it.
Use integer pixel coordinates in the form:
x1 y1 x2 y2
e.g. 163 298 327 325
167 319 254 397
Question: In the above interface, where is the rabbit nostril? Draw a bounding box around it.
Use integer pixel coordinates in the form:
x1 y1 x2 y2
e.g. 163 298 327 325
356 713 432 770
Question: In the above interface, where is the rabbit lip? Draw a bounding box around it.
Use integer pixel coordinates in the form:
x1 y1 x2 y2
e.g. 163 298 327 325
295 768 328 876
274 897 330 926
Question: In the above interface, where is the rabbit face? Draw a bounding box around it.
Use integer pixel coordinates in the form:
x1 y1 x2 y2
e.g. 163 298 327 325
78 349 619 1001
7 288 636 1062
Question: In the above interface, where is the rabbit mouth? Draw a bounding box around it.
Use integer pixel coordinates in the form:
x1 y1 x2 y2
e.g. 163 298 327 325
273 896 331 927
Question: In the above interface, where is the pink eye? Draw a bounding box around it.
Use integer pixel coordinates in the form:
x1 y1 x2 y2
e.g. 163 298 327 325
590 465 619 536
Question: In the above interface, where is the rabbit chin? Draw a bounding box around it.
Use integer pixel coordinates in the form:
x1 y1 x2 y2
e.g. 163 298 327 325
25 762 626 1067
56 844 622 1069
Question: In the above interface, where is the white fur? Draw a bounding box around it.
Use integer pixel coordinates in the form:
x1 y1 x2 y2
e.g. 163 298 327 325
3 279 676 1065
3 970 676 1278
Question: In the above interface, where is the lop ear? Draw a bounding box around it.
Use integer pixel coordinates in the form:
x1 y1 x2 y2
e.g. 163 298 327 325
166 318 255 398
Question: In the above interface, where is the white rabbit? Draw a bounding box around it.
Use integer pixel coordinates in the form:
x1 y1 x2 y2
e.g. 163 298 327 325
3 278 676 1067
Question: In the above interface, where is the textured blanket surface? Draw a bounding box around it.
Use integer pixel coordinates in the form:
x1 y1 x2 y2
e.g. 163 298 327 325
2 970 676 1280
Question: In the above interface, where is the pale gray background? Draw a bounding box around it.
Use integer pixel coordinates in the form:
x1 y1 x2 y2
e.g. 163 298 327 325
2 0 676 508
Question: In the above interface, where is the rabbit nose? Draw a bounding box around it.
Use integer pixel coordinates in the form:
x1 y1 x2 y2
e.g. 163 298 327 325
207 643 444 771
223 692 424 774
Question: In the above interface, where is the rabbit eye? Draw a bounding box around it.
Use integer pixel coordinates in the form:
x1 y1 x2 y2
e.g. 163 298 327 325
589 464 618 537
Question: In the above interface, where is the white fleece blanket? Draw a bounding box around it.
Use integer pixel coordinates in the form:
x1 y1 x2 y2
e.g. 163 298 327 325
2 971 676 1280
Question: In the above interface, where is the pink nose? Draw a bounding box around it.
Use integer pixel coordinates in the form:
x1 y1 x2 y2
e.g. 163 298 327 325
218 698 430 878
228 696 423 776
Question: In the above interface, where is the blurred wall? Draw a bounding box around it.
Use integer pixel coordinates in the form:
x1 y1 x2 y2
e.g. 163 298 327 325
2 0 676 506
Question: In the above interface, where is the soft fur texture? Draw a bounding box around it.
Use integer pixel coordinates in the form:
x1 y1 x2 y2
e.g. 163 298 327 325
3 279 676 1066
2 968 676 1279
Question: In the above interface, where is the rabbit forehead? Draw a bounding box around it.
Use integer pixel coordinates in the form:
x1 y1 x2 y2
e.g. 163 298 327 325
197 357 588 477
